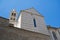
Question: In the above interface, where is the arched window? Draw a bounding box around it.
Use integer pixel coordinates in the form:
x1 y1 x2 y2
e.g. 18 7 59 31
12 13 14 15
13 18 15 20
33 18 36 27
52 31 57 40
11 13 16 16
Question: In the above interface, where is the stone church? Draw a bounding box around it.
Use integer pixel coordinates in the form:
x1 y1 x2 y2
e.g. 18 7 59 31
0 8 60 40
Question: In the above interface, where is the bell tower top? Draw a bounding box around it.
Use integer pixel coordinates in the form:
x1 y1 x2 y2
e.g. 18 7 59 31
12 9 16 13
9 9 17 24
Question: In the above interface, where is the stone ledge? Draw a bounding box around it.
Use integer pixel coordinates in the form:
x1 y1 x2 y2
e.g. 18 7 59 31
0 26 50 40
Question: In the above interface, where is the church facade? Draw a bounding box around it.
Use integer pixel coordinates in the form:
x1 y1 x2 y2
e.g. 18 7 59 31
0 8 60 40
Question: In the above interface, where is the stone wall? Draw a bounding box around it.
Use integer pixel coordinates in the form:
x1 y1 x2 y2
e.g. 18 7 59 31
0 17 9 27
0 26 50 40
19 10 49 35
0 16 50 40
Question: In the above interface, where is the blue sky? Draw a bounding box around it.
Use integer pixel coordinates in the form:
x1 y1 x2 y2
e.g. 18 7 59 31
0 0 60 27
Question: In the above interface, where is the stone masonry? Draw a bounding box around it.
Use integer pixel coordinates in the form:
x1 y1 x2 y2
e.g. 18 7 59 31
0 17 50 40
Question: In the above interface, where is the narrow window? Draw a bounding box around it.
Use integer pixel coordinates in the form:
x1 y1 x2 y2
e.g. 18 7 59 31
12 13 13 15
13 18 15 20
52 31 57 40
33 18 36 27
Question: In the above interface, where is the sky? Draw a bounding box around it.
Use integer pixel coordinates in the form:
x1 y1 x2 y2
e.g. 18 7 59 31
0 0 60 27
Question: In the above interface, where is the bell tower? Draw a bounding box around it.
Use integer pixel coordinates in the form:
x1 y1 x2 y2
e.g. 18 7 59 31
9 9 17 25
